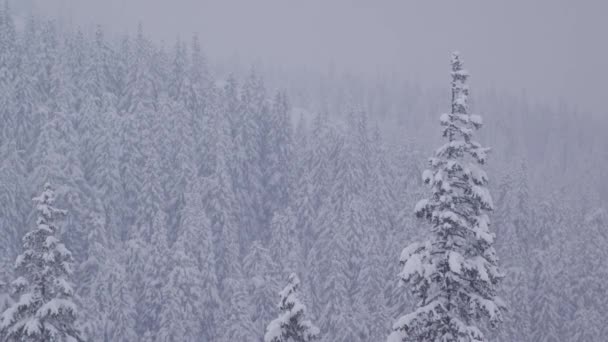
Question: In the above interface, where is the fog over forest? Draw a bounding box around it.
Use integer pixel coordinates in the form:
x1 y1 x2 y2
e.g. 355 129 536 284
0 1 606 341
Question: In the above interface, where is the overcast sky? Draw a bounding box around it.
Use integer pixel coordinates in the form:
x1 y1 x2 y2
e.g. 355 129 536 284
18 0 608 115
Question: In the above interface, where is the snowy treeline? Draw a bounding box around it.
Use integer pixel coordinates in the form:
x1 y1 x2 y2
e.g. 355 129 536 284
0 6 607 342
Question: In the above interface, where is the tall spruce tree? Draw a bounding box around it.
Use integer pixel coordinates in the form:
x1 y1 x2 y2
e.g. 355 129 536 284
0 183 83 342
244 241 278 337
265 273 320 342
0 279 13 341
388 53 505 342
190 179 222 341
269 207 302 276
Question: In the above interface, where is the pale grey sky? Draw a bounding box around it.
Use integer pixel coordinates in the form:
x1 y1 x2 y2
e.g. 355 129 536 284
18 0 608 115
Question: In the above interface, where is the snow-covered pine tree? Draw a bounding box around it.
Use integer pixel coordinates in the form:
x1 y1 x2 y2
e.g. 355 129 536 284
244 240 278 337
168 39 188 104
140 210 170 335
0 141 26 281
265 273 320 342
388 52 505 342
0 0 17 87
529 251 560 342
189 34 214 177
158 228 204 341
91 100 123 243
0 279 12 339
187 33 209 116
355 221 389 342
78 224 137 342
236 70 267 241
6 13 38 156
0 183 83 342
158 178 219 341
0 278 10 305
264 91 293 219
269 207 302 276
206 83 241 287
188 178 222 341
86 25 112 106
494 161 531 342
34 20 60 107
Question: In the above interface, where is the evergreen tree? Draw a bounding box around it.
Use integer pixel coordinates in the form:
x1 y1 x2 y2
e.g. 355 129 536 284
121 23 155 115
90 101 122 244
187 33 209 115
208 93 254 340
34 20 60 106
0 0 17 87
305 123 342 319
135 134 164 239
86 25 112 106
220 279 257 342
236 70 267 240
0 184 83 341
264 273 320 342
264 91 293 217
0 279 13 341
168 39 188 104
30 104 99 263
244 240 278 336
568 298 602 342
140 210 170 336
124 210 169 338
206 84 240 287
292 168 316 256
118 108 143 237
529 252 560 342
355 226 389 342
269 207 302 276
0 141 27 278
79 236 136 342
189 34 214 176
158 178 220 341
388 53 505 342
308 110 371 341
313 204 351 342
494 161 532 341
158 238 203 341
5 13 37 155
190 179 222 341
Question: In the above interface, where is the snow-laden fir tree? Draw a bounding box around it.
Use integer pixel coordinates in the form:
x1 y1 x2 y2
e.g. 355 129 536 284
244 240 278 336
0 183 83 342
0 279 13 340
265 273 320 342
269 207 302 276
388 52 505 342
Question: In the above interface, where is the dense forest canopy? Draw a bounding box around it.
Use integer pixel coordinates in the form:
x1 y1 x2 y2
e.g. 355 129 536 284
0 5 606 342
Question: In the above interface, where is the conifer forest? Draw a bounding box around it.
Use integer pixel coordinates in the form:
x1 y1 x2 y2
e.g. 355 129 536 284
0 1 607 341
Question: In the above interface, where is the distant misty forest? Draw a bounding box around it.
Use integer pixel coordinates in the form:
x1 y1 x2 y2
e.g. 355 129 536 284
0 5 607 342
